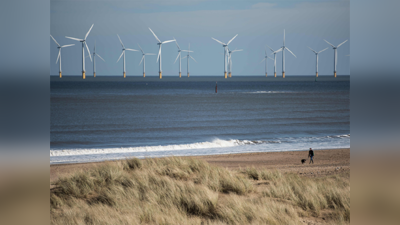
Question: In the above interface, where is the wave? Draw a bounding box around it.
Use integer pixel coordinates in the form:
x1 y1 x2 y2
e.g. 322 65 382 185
244 91 297 94
50 138 263 157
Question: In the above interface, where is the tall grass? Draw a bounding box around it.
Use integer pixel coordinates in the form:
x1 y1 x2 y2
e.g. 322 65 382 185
51 157 349 224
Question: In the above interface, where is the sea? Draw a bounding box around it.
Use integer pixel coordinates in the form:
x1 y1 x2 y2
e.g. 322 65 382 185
50 75 350 164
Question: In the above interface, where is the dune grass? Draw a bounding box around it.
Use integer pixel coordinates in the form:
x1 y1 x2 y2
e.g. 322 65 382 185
51 157 349 225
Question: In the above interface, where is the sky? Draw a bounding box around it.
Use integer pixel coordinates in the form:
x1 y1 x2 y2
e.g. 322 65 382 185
50 0 350 76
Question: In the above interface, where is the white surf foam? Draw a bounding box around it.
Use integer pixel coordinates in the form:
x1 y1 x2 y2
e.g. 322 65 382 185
244 91 296 94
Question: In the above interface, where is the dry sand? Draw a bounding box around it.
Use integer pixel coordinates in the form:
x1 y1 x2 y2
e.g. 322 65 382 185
50 148 349 183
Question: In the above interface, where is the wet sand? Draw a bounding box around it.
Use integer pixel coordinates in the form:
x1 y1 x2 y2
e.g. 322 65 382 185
50 148 350 183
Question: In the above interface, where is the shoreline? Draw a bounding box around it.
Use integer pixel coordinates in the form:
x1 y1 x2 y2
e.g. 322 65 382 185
50 148 350 183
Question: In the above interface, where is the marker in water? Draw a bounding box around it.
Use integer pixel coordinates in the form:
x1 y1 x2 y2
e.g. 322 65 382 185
215 82 218 93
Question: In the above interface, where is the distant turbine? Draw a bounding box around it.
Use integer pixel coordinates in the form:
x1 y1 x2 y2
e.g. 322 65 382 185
308 47 328 78
65 24 94 79
227 48 243 78
324 39 348 77
91 41 106 78
173 38 192 78
149 28 175 79
260 48 273 77
181 44 196 77
50 35 74 78
116 34 138 78
138 44 155 78
281 30 297 78
266 45 282 77
212 34 238 78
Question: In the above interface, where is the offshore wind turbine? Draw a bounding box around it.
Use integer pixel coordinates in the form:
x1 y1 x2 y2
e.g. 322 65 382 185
308 47 328 78
50 35 74 78
138 44 155 78
116 34 138 78
212 34 238 79
181 43 196 77
173 38 192 78
260 48 273 77
91 41 105 77
266 45 282 77
149 28 175 79
281 30 297 78
324 39 348 77
65 24 94 79
227 48 242 78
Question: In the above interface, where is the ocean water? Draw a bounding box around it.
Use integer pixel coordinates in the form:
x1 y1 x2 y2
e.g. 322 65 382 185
50 76 350 164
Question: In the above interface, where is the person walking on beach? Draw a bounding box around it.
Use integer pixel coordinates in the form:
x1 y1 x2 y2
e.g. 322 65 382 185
308 148 314 164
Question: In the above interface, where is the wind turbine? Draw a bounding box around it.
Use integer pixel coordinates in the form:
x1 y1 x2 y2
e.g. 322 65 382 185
324 39 348 77
50 35 74 78
91 41 105 78
260 48 273 77
308 47 328 78
116 34 138 78
281 30 297 78
181 43 196 77
149 28 175 79
138 44 155 78
212 34 238 79
65 24 94 79
173 39 191 78
227 48 242 78
266 45 282 77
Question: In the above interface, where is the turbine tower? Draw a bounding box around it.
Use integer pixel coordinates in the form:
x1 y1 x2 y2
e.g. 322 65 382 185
212 34 238 79
266 45 282 77
281 30 296 78
260 48 273 77
138 44 155 78
324 39 348 78
227 48 242 78
181 43 196 77
308 47 328 78
50 35 74 78
173 39 192 78
65 24 94 79
149 28 175 79
116 34 138 78
91 41 106 78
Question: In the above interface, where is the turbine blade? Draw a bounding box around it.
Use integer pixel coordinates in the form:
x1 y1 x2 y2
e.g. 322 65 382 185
174 53 180 64
211 38 225 45
265 44 274 52
139 55 144 65
174 37 181 50
56 50 61 64
145 53 156 55
50 35 60 47
61 44 75 48
308 47 317 53
227 34 238 45
86 43 92 61
65 36 83 42
85 24 94 40
125 48 138 52
162 40 175 44
318 47 329 53
286 47 297 58
137 44 144 54
148 28 161 43
337 40 348 48
117 51 124 63
268 56 274 60
96 54 105 62
117 34 124 48
182 56 187 59
274 48 283 53
157 47 161 62
232 49 243 52
190 55 197 63
260 58 265 63
324 39 335 48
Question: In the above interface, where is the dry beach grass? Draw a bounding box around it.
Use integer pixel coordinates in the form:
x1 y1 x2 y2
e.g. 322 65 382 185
50 154 350 225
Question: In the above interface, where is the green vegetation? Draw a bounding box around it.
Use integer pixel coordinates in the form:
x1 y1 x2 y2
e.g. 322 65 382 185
51 157 350 225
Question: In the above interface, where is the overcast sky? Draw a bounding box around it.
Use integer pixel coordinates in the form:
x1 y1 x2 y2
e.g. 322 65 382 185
50 0 349 76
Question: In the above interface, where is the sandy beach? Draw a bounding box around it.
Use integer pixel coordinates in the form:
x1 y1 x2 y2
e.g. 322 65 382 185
50 148 350 183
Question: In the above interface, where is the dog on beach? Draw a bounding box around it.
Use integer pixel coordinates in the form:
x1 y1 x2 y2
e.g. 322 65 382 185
301 159 306 164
